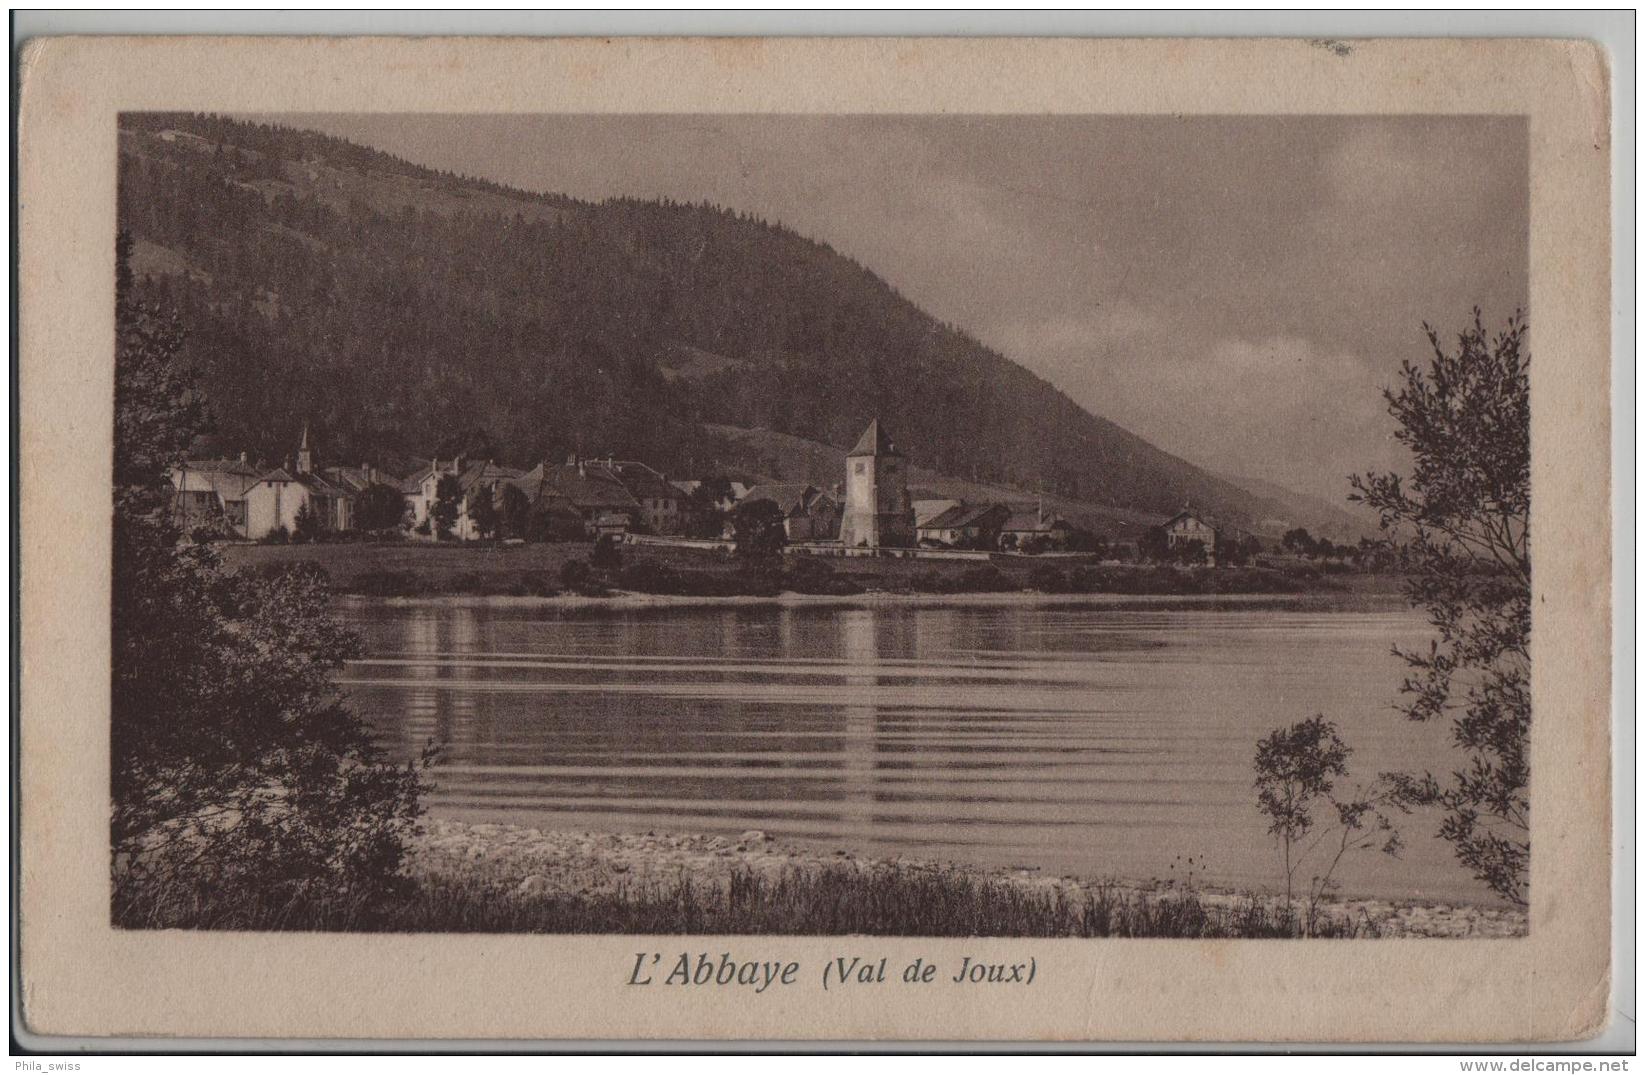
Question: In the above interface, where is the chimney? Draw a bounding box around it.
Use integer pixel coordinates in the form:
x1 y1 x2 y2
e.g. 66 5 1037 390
239 451 248 464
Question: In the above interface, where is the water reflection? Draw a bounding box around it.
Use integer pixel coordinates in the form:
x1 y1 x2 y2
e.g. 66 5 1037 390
337 598 1484 902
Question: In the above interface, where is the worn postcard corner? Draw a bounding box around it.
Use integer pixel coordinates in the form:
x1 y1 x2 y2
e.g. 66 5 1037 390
16 34 1613 1045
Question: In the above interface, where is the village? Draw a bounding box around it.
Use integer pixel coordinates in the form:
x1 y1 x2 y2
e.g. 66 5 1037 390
169 418 1269 567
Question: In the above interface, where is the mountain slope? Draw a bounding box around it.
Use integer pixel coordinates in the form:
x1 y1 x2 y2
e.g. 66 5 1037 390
1214 472 1377 544
117 112 1317 535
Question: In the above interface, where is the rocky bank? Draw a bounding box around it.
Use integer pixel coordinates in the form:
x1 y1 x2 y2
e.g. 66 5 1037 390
412 819 1527 940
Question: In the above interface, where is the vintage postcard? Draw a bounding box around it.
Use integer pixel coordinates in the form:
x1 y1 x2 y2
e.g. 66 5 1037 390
16 36 1613 1043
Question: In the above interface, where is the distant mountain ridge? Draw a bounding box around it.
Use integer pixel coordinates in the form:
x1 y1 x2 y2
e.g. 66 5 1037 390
117 111 1352 538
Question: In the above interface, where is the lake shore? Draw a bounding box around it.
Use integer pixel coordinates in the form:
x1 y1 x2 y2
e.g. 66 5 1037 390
220 540 1397 603
337 587 1399 614
412 819 1527 939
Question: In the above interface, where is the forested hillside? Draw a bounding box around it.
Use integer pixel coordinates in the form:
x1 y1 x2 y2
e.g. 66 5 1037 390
117 112 1321 532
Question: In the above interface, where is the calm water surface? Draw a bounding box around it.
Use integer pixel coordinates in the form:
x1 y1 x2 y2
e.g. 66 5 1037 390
337 597 1486 903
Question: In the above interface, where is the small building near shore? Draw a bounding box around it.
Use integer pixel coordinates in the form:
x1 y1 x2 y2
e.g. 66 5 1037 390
1164 508 1220 556
999 504 1074 551
916 502 1011 549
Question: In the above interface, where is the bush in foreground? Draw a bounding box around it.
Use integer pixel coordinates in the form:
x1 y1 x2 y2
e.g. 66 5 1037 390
112 232 430 921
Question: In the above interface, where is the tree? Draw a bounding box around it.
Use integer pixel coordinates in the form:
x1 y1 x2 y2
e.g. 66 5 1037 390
1172 538 1207 566
590 533 624 570
1282 527 1317 557
292 499 324 544
1350 310 1530 906
1138 526 1168 562
430 474 462 540
110 232 428 922
1218 533 1262 567
500 482 531 540
357 482 407 532
732 498 787 559
684 476 734 539
1253 717 1402 913
467 482 500 541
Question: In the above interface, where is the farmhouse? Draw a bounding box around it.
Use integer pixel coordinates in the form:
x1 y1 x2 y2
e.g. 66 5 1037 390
170 455 260 537
916 502 1011 549
503 456 643 538
1163 508 1219 555
912 497 962 527
998 504 1074 550
505 464 586 541
587 460 683 535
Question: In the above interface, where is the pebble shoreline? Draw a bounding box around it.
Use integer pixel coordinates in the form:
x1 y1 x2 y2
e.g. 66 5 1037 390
412 819 1527 939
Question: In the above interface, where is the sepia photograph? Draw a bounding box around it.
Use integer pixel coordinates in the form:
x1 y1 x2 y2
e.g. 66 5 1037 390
17 33 1616 1045
112 110 1531 940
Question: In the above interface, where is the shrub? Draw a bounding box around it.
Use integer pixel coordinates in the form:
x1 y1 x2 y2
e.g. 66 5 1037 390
260 524 291 545
559 559 608 595
590 534 624 570
518 572 559 597
617 561 683 594
1253 716 1402 909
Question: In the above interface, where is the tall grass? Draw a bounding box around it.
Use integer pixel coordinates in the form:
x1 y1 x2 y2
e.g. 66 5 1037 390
114 863 1374 938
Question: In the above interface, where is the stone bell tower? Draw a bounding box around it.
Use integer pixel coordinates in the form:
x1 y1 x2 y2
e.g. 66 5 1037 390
840 419 914 548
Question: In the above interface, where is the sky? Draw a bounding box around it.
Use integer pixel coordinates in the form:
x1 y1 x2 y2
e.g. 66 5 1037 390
272 113 1528 505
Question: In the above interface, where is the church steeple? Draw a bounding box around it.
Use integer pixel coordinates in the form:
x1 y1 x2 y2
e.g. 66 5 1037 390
296 423 315 475
848 418 900 458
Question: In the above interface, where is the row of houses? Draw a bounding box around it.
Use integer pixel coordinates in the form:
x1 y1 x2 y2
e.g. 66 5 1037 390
168 419 1236 555
169 427 378 540
169 425 714 543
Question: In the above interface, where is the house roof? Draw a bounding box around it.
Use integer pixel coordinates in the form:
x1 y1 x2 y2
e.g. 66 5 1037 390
508 462 640 511
173 458 261 499
1165 508 1221 531
296 471 353 498
1001 508 1071 533
847 419 901 458
587 460 677 501
456 460 524 494
742 483 834 517
398 463 440 495
322 465 392 494
920 503 1008 531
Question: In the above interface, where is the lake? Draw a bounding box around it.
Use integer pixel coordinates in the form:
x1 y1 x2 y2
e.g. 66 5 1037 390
336 596 1490 903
